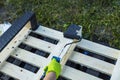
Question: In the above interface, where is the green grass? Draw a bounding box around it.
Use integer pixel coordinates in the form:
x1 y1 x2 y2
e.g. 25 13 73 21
0 0 120 49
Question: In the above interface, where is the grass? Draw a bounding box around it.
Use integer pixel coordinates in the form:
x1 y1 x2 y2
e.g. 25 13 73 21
0 0 120 49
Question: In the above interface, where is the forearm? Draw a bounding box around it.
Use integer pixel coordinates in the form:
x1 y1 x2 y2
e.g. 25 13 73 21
43 72 56 80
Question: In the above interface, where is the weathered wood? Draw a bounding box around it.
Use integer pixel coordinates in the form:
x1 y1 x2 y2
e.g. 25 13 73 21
61 66 103 80
70 51 114 75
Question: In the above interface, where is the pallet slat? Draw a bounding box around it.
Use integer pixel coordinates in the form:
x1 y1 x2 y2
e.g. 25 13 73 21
70 51 114 75
110 55 120 80
34 25 63 40
0 62 35 80
61 66 103 80
77 39 119 60
34 26 72 42
34 26 72 43
23 36 55 53
11 48 48 68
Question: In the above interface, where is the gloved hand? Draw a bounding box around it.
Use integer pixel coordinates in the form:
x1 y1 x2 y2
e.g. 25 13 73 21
44 58 61 79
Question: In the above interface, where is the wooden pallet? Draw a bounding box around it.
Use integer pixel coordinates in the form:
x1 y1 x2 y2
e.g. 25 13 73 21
0 25 120 80
0 12 120 80
0 23 74 80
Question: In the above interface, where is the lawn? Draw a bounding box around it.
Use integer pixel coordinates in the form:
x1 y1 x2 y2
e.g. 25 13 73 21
0 0 120 49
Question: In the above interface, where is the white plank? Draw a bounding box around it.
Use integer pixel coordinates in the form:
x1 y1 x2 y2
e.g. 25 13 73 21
77 39 120 60
70 51 114 75
0 62 35 80
11 48 48 68
23 36 55 53
34 25 63 40
34 25 73 44
110 55 120 80
61 66 103 80
0 22 31 68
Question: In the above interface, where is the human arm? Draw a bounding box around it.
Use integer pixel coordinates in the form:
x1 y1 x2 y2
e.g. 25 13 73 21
43 58 61 80
43 72 56 80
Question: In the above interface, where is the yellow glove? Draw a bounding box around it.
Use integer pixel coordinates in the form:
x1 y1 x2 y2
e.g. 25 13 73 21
44 58 61 79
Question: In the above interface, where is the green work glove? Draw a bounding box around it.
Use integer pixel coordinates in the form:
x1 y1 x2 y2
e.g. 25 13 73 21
44 58 61 79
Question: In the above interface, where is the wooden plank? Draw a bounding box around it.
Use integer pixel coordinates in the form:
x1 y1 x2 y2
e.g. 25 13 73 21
0 62 35 80
11 48 48 68
110 55 120 80
34 25 63 40
0 22 31 68
60 39 77 67
34 25 72 44
77 39 120 60
23 36 55 53
61 66 103 80
69 51 114 75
